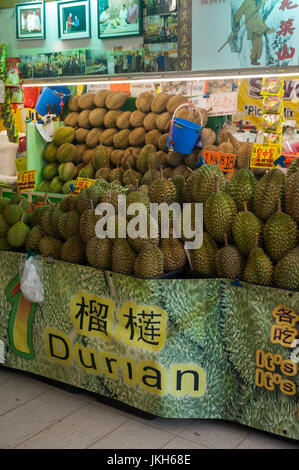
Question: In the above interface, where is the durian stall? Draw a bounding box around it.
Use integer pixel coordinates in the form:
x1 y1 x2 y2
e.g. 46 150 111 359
0 2 299 444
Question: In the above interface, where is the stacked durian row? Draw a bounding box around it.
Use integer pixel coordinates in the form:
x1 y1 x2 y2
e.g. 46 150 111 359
37 90 211 193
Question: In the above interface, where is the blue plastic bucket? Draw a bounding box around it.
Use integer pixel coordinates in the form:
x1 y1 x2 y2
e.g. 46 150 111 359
35 86 72 116
167 117 202 154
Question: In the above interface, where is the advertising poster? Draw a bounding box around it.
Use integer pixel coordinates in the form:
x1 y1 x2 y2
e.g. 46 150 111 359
98 0 143 38
0 251 298 442
144 42 178 72
193 0 299 71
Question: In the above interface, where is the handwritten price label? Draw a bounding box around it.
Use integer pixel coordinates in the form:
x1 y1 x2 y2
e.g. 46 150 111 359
202 150 236 172
71 177 95 196
250 143 282 169
17 170 36 191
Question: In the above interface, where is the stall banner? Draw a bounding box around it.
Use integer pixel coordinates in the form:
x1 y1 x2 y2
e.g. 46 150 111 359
0 251 298 441
237 77 299 126
192 0 299 71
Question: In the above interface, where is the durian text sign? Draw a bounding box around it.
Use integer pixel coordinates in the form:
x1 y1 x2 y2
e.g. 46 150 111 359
202 150 236 172
250 143 282 169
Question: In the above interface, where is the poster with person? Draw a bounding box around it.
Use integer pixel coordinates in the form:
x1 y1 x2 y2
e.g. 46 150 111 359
98 0 143 38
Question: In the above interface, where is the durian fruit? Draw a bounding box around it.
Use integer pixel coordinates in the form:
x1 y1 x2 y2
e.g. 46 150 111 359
79 200 100 244
75 128 89 143
78 163 95 179
39 236 62 259
95 167 112 181
188 108 208 126
38 181 51 192
41 205 61 238
44 142 58 163
166 95 187 114
127 214 159 253
158 133 169 152
111 239 136 274
61 235 85 264
0 190 10 213
136 92 154 113
252 169 285 221
31 203 50 226
204 176 237 243
243 233 273 286
121 149 137 170
100 128 118 146
110 150 125 168
286 158 299 179
141 168 160 186
86 128 102 149
166 151 184 168
129 110 145 128
25 225 44 251
225 168 257 211
171 174 185 204
160 238 186 272
134 244 164 278
104 110 123 128
236 140 252 170
156 112 172 132
62 179 77 194
116 111 132 129
42 162 59 180
94 89 111 108
136 144 157 175
192 164 226 203
105 91 128 110
86 236 112 269
4 201 25 226
156 150 168 169
215 234 244 279
78 92 95 110
232 201 263 256
109 166 124 183
122 168 141 187
7 215 30 248
78 110 92 129
218 139 234 154
143 112 158 131
58 162 77 182
68 95 80 112
82 148 95 165
0 214 9 238
52 126 75 146
284 170 299 224
88 108 106 128
190 232 217 275
92 145 110 170
113 129 131 149
148 169 177 204
184 149 200 170
263 198 298 262
163 167 173 179
274 247 299 290
64 112 79 128
126 190 151 218
8 193 30 210
183 175 195 203
100 188 121 213
57 143 77 164
58 209 80 240
59 196 78 213
49 176 64 194
128 127 146 147
151 93 170 114
145 129 162 148
74 143 87 164
200 128 216 147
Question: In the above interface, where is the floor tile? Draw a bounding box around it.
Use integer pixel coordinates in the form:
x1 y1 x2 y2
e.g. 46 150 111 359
88 419 174 449
0 366 20 385
132 416 195 437
16 403 129 449
0 374 49 415
236 430 299 449
161 436 209 449
177 419 251 449
0 388 88 449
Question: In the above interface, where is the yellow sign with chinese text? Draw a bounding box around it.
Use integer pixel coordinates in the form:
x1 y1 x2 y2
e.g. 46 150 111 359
250 143 281 169
17 170 36 191
71 178 95 196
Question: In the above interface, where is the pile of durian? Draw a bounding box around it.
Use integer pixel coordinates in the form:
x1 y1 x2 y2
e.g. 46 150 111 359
37 90 210 193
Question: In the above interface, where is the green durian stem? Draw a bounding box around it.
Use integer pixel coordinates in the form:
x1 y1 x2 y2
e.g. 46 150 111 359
277 198 282 213
243 201 248 212
254 232 259 249
20 214 25 223
224 233 229 247
159 166 164 179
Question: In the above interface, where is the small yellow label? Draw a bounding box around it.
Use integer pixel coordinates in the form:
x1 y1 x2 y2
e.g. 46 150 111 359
15 157 27 173
71 178 95 196
17 170 36 191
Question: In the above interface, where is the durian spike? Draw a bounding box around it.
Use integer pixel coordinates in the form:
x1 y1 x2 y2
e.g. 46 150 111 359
243 201 248 212
277 198 282 213
89 198 94 210
223 233 229 247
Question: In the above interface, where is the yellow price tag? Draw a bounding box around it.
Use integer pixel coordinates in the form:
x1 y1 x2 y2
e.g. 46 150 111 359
250 143 282 169
17 170 36 191
15 157 27 173
71 177 95 196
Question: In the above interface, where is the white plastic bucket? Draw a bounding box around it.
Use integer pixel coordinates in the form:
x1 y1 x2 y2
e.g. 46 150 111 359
0 142 18 176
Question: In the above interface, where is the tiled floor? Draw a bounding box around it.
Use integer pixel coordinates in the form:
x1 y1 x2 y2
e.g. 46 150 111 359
0 366 298 450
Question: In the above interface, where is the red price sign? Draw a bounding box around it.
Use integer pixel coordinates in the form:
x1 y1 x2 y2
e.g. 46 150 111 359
202 150 236 173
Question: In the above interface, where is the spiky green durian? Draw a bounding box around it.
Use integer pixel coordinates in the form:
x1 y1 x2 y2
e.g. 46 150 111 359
232 201 263 256
225 169 257 211
284 170 299 224
192 164 226 203
215 234 244 279
252 169 285 221
274 247 299 290
189 232 217 275
160 238 187 272
86 236 112 269
7 216 30 248
111 239 137 274
243 233 273 286
134 244 164 278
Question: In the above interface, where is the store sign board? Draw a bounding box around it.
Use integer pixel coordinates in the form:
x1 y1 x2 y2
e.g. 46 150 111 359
0 251 298 441
17 170 36 191
178 0 192 71
202 150 236 172
250 143 282 169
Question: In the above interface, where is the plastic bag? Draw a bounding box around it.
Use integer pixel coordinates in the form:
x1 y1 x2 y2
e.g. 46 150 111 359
20 255 44 303
261 77 284 97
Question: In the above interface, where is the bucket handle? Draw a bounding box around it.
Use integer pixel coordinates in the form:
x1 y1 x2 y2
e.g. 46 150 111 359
168 103 204 151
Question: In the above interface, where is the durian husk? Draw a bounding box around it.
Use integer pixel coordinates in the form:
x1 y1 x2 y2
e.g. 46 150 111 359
145 129 162 148
136 92 154 113
129 110 146 128
73 144 87 164
166 95 188 114
163 167 173 178
86 128 102 148
88 108 107 128
151 93 170 114
110 149 125 167
156 150 168 168
113 129 131 149
200 128 216 146
104 110 123 128
75 127 89 143
116 111 132 129
158 133 169 152
128 127 146 147
82 148 96 165
78 110 92 129
105 91 128 110
68 95 80 112
94 89 111 107
64 112 79 128
78 93 95 110
166 151 184 168
143 112 158 131
184 149 200 170
156 112 172 132
100 128 118 146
